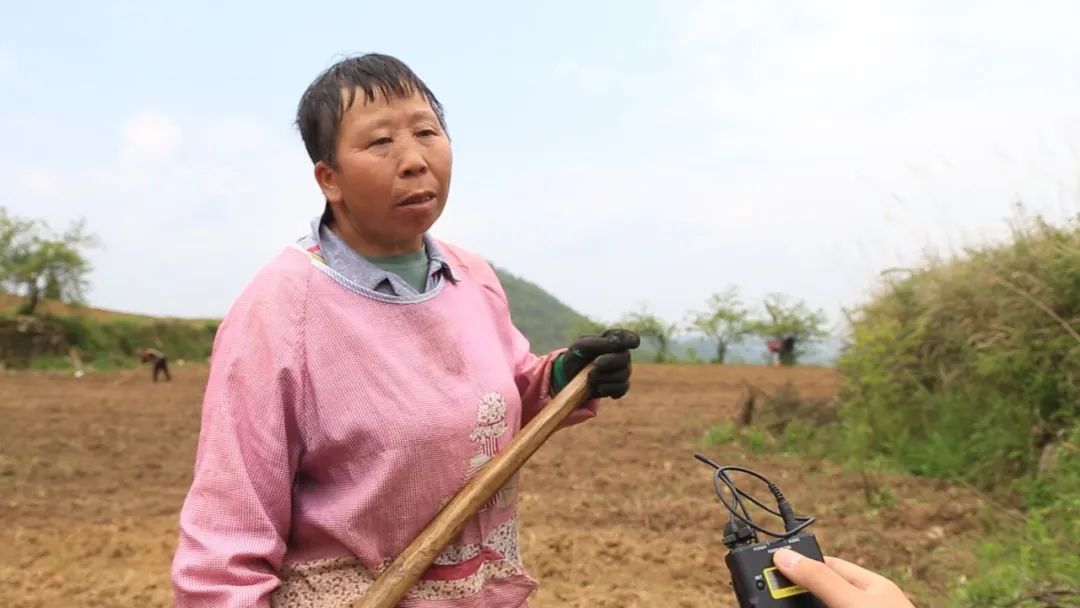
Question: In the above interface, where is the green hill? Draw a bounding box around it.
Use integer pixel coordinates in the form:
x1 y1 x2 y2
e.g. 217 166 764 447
492 265 590 354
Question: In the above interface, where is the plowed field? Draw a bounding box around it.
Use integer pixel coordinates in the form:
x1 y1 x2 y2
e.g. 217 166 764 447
1 364 986 607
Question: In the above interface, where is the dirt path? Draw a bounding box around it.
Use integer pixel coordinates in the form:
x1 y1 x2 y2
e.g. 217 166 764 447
1 364 986 607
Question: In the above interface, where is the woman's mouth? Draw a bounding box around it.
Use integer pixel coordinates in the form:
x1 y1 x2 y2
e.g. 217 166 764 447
397 191 437 207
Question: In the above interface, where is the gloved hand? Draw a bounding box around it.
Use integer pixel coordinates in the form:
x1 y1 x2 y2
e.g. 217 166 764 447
551 329 640 399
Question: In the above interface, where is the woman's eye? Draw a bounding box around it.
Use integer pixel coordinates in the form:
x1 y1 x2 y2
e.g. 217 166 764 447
369 137 392 147
417 129 439 137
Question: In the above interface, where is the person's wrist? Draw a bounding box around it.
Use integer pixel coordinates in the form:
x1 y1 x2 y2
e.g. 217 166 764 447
550 353 569 395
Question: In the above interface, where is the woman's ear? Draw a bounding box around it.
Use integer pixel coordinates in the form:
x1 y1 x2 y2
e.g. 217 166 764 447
314 161 342 204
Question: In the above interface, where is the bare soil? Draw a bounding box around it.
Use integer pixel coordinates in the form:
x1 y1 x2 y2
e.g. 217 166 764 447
0 364 987 607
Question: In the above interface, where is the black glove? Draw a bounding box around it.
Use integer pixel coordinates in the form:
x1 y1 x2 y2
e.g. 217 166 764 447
551 328 640 399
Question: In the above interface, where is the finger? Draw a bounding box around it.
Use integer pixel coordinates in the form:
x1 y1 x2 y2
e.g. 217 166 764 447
823 557 897 592
773 549 861 608
590 367 630 385
593 382 630 399
591 352 631 372
568 336 622 359
602 328 641 349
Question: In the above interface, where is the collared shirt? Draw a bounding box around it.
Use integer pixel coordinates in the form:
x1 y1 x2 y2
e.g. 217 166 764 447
309 217 459 296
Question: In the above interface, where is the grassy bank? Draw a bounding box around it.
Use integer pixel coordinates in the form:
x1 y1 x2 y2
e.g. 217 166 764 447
708 212 1080 606
1 296 218 371
839 214 1079 606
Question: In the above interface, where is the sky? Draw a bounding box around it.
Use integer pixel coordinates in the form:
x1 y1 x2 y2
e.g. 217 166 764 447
3 0 1080 334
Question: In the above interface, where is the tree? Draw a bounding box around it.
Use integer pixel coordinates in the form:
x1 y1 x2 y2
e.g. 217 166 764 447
0 207 98 315
0 208 37 296
686 285 750 363
749 293 828 365
621 305 677 362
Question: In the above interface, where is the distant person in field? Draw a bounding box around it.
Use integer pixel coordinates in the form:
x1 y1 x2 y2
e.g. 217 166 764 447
767 337 782 365
170 54 640 608
767 335 796 366
781 334 796 364
137 347 170 382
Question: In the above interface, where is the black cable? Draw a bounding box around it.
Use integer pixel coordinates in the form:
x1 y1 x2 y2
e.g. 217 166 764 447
694 453 816 542
697 455 751 544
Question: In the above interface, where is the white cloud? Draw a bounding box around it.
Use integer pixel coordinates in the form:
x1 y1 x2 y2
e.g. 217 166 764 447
12 166 61 198
576 0 1080 322
204 116 275 156
5 111 318 318
0 50 11 79
119 111 182 163
551 58 618 95
447 0 1080 326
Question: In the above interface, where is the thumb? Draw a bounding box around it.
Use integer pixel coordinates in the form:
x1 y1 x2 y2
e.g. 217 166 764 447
602 328 641 349
773 549 860 608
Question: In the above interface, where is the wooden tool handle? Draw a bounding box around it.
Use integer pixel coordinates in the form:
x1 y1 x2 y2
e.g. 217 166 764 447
351 363 594 608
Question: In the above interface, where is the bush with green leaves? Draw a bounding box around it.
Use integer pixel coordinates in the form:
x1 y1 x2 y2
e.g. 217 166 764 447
836 210 1080 604
837 212 1080 488
952 426 1079 606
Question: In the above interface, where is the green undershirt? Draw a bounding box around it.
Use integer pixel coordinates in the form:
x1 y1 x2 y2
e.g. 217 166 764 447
366 246 430 294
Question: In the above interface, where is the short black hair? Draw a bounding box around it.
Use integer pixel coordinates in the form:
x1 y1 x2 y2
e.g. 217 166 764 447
296 53 447 169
